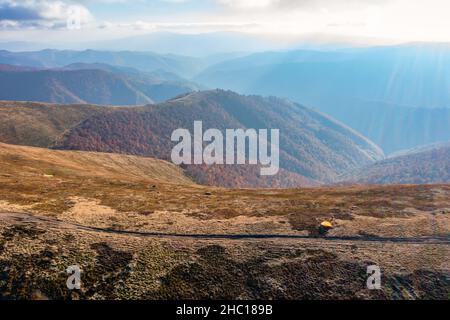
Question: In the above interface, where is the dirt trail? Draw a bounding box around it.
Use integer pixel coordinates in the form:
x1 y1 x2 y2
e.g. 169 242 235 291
1 211 449 245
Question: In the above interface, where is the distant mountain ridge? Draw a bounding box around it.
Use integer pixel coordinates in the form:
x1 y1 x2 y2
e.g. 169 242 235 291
0 64 38 72
195 44 450 153
196 45 450 109
0 49 206 77
0 63 201 105
0 68 154 105
0 32 284 57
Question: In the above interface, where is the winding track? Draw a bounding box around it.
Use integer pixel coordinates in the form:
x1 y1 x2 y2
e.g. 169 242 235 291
1 211 449 245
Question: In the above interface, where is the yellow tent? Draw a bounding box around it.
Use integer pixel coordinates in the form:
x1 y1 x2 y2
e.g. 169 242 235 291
320 221 333 229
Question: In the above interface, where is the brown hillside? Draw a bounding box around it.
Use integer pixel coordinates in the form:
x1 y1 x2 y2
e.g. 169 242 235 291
53 90 383 187
0 101 106 148
344 143 450 184
0 91 384 188
0 142 193 185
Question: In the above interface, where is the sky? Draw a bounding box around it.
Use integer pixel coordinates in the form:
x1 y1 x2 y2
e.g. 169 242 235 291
1 0 450 45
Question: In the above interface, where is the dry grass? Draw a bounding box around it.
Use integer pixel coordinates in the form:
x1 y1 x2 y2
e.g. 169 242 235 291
0 143 449 300
0 101 104 148
0 142 449 237
0 219 448 300
0 142 192 184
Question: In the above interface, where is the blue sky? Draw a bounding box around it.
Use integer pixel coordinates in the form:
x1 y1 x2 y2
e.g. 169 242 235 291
87 0 217 21
1 0 450 44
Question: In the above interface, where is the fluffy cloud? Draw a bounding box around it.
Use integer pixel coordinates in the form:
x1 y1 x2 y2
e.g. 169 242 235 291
0 0 92 29
217 0 274 9
217 0 388 11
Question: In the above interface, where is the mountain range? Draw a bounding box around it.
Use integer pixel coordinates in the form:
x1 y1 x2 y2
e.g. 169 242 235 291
0 46 449 179
0 49 206 78
0 90 384 188
0 63 200 105
344 142 450 185
0 32 288 57
2 47 450 154
195 44 450 153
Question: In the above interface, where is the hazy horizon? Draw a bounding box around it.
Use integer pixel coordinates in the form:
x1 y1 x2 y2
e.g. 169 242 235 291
2 0 450 55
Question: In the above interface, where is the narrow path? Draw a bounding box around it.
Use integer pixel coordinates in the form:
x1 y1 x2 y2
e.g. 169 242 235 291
1 211 449 245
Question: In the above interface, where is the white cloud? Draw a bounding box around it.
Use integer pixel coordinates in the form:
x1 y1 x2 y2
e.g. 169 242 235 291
212 0 450 43
217 0 388 11
2 0 450 44
0 0 92 29
218 0 275 9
